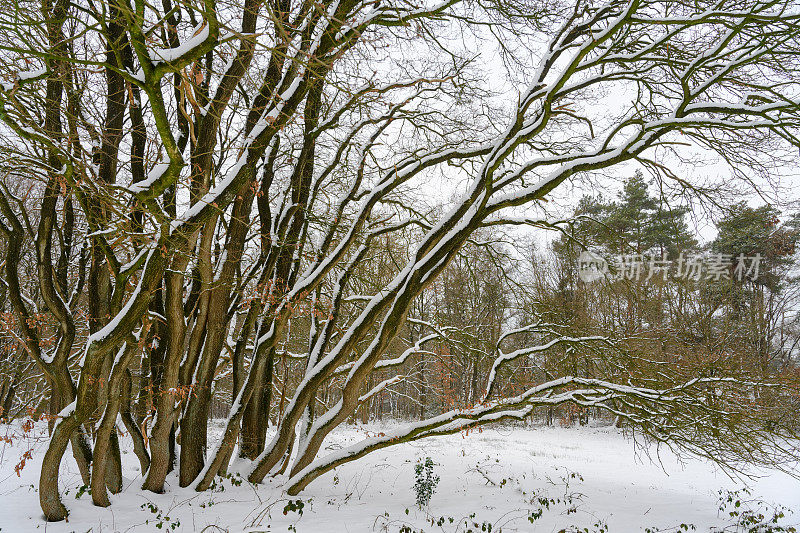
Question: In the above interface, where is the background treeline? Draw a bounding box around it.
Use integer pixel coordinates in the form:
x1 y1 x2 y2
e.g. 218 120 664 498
3 174 797 429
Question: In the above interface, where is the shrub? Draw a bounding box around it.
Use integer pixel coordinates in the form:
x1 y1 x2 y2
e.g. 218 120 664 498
413 457 440 508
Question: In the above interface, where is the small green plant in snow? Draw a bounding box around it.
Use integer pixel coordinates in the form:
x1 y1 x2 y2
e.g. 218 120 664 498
413 456 440 508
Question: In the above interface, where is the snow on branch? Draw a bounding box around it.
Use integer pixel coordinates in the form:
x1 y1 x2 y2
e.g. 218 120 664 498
148 23 211 64
286 374 794 494
483 336 611 401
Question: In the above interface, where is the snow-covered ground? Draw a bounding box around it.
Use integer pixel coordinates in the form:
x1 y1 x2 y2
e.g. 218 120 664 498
0 420 797 532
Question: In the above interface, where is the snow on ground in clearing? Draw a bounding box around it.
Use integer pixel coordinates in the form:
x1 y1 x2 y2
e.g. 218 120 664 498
0 419 798 532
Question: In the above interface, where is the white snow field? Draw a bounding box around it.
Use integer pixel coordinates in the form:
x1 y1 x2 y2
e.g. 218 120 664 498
0 420 797 532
